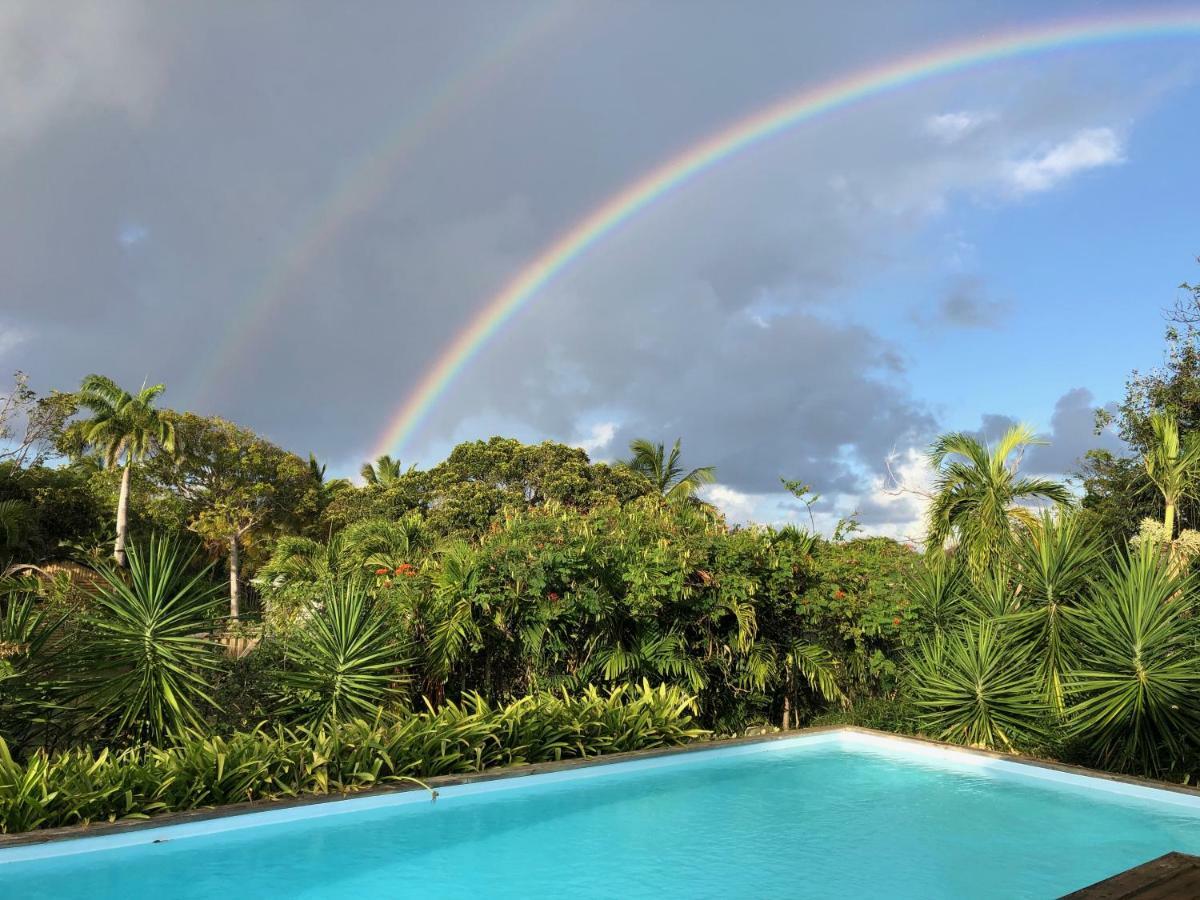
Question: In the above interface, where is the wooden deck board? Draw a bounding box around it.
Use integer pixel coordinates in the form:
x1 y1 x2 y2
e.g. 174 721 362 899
1061 852 1200 898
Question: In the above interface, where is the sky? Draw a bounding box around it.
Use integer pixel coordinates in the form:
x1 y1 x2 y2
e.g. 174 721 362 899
1 1 1198 539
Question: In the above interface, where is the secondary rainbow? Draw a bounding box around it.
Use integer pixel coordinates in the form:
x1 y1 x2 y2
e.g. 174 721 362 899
190 4 576 406
372 8 1200 458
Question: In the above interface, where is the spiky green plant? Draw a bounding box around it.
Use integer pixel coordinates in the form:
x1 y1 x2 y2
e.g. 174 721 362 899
1066 542 1200 776
0 586 67 753
906 549 967 634
905 619 1048 751
77 537 222 743
962 565 1020 621
0 499 30 551
1006 510 1103 712
277 580 409 728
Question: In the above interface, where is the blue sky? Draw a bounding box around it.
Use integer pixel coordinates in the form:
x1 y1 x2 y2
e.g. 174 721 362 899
897 81 1200 429
1 1 1198 537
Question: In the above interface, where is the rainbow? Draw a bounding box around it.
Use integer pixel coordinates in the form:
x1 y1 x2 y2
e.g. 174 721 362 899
369 7 1200 459
190 4 577 406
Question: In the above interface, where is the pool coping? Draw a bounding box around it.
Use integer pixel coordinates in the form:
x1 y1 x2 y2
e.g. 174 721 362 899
5 724 1200 851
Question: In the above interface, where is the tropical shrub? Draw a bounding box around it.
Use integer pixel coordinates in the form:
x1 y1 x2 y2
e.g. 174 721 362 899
905 619 1049 751
0 584 67 752
0 683 705 834
1065 543 1200 776
73 537 223 744
274 580 410 728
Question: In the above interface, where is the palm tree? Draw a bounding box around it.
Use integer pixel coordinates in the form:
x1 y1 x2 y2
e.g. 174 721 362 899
621 438 715 503
360 453 406 486
307 452 351 522
926 424 1071 574
70 375 175 566
1142 410 1200 538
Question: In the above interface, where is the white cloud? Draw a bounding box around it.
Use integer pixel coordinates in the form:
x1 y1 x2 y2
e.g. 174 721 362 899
1006 127 1124 194
701 483 759 523
574 421 617 457
855 447 933 543
0 1 162 147
924 110 992 143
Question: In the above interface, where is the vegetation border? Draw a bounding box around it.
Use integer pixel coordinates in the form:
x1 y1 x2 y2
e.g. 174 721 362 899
6 725 1200 853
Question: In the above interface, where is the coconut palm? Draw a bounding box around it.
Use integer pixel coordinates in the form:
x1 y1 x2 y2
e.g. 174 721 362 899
621 438 715 503
360 454 407 486
69 375 175 566
1142 410 1200 538
308 453 351 509
925 424 1071 574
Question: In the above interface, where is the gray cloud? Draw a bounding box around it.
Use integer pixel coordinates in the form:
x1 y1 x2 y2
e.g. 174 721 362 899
931 278 1011 329
1026 388 1125 477
967 389 1125 479
0 1 1175 520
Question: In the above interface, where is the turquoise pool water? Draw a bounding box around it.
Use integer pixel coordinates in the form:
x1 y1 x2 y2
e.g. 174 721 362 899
4 732 1200 898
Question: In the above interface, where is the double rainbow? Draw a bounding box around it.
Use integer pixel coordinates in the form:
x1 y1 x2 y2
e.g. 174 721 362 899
364 8 1200 458
191 4 576 405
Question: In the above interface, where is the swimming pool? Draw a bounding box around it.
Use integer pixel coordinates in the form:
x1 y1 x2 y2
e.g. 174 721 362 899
3 729 1199 898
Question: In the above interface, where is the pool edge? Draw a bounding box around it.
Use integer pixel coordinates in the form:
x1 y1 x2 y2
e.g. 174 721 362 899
0 727 842 856
6 724 1200 860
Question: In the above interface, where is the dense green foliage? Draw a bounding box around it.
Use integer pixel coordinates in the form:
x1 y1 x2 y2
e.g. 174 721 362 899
0 684 704 833
5 268 1200 836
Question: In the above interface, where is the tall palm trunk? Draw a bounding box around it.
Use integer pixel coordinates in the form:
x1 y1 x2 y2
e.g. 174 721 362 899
114 463 131 566
229 535 242 621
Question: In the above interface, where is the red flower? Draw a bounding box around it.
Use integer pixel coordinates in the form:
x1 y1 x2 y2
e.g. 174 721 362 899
375 567 390 576
833 590 846 600
892 616 902 626
547 591 560 602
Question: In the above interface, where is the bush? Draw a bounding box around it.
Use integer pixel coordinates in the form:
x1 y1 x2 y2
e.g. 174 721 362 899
0 683 706 834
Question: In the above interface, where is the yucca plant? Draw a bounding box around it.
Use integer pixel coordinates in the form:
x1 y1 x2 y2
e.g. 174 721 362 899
906 549 967 634
277 579 410 728
905 619 1048 751
1066 542 1200 776
0 499 30 550
962 564 1021 621
76 537 222 743
1007 510 1103 712
0 586 68 753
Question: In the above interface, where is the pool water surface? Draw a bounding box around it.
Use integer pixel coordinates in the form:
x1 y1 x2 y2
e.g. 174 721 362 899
3 730 1198 899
